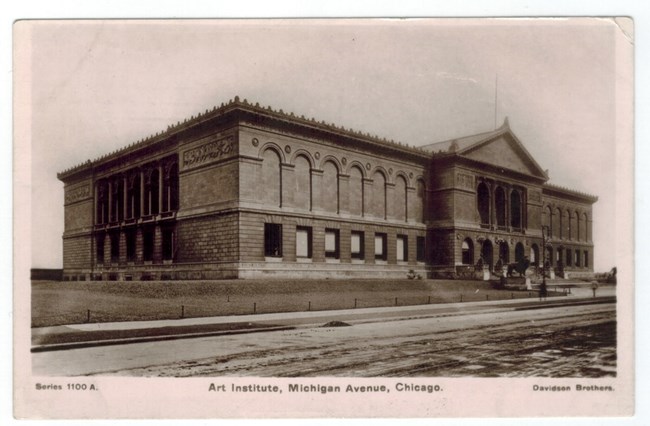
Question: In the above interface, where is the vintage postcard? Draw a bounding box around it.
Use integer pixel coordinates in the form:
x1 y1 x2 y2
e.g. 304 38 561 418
13 18 634 419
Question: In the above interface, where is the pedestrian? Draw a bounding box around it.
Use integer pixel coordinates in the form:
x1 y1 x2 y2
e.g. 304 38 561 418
539 281 548 301
591 281 599 298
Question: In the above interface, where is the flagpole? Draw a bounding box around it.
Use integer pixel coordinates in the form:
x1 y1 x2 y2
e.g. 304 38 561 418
494 74 498 129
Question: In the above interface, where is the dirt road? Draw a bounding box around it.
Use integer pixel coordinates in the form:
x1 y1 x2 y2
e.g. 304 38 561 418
33 301 615 377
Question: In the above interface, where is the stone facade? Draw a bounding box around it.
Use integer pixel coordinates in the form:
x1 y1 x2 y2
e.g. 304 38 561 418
58 97 597 281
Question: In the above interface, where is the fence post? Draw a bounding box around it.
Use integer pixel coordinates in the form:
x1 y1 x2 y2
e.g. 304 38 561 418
308 301 311 311
86 309 90 323
511 292 514 299
395 297 398 306
460 294 463 303
253 302 256 314
354 298 357 309
428 295 431 304
486 294 489 301
181 305 185 319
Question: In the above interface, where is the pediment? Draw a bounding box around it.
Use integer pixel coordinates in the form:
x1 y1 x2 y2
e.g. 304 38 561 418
459 132 547 179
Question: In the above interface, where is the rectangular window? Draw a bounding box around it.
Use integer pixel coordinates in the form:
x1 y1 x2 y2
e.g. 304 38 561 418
126 230 136 262
162 228 175 261
566 249 572 266
325 228 340 259
351 231 365 260
110 232 120 263
375 233 387 261
143 228 154 261
584 251 589 268
574 249 580 267
264 223 282 257
296 226 312 258
416 236 425 262
96 234 105 264
396 235 408 262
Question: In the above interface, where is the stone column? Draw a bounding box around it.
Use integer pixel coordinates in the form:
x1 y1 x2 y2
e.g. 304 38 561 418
406 186 416 222
139 170 145 217
158 165 164 215
103 235 111 268
310 168 323 212
153 224 163 263
362 178 373 218
123 176 128 220
107 180 113 222
280 163 295 208
385 182 395 220
338 174 350 214
93 183 99 224
119 231 127 265
136 227 143 264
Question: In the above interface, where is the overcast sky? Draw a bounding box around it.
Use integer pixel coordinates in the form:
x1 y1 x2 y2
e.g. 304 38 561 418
25 19 627 271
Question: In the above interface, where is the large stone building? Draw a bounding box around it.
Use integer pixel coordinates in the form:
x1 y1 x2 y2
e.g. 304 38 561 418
57 97 597 281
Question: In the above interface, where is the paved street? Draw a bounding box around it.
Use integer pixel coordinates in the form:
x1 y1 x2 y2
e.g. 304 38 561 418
33 299 615 378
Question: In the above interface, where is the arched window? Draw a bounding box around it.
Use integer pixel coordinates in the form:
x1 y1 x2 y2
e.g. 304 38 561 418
553 207 562 239
477 182 490 226
495 186 506 228
461 238 474 265
415 179 426 223
394 175 407 221
262 148 282 207
146 169 160 216
515 242 525 262
321 160 339 213
544 205 553 235
96 180 108 224
128 174 141 219
510 190 522 229
499 242 509 264
481 240 493 270
371 170 386 219
583 213 589 241
348 166 364 216
293 155 311 211
162 163 179 213
112 177 125 221
566 209 573 240
576 211 581 241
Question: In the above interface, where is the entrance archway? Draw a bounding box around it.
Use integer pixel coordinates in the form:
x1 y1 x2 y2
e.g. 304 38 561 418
515 242 525 263
481 240 493 271
499 242 509 264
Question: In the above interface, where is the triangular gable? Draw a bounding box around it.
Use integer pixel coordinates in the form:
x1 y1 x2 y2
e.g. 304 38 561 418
458 125 548 179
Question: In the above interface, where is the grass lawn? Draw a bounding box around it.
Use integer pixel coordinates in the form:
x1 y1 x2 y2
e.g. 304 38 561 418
31 279 560 327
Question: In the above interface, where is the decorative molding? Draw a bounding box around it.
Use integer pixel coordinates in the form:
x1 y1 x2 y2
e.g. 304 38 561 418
65 184 91 204
341 157 347 166
182 135 234 170
251 137 259 147
456 172 474 190
284 145 292 154
365 162 371 171
314 152 320 160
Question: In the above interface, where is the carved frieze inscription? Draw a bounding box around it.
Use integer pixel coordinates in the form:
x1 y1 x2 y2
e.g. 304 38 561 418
529 190 542 202
65 184 90 204
456 172 474 190
182 135 235 170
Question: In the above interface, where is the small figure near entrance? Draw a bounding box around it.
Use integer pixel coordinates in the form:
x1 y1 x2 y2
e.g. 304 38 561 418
591 281 599 298
539 281 548 301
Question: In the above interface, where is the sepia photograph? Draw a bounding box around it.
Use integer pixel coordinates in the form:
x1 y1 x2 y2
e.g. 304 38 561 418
13 17 634 419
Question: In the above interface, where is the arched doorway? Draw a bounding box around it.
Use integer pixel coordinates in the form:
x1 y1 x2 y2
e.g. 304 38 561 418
499 242 509 264
481 240 493 270
515 242 525 263
461 238 474 265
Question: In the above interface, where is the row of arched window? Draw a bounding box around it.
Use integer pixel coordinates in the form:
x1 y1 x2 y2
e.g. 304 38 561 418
461 238 539 267
260 146 426 222
95 158 179 225
476 181 525 230
542 205 591 242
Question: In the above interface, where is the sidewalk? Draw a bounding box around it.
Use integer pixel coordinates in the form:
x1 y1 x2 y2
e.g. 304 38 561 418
32 285 616 352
